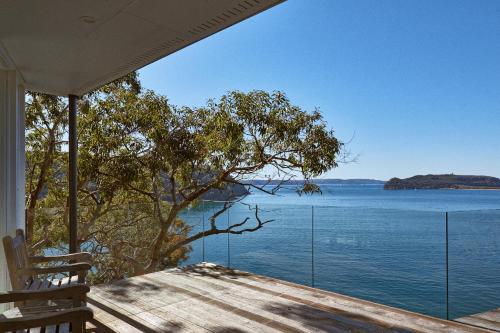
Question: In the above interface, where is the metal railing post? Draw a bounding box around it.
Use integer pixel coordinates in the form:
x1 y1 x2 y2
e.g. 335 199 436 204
202 200 205 262
312 205 315 288
446 211 449 320
227 206 231 268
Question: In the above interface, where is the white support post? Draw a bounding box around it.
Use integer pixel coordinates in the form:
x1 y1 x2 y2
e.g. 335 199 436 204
0 70 25 304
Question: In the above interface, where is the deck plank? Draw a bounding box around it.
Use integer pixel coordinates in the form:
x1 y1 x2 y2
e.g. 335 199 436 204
457 309 500 332
89 263 495 333
152 297 277 333
141 270 393 332
173 264 483 333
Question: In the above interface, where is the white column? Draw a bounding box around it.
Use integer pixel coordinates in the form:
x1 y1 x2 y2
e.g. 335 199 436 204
0 70 25 301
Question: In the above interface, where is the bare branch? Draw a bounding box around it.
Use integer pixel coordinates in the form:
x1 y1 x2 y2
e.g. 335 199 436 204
161 205 273 259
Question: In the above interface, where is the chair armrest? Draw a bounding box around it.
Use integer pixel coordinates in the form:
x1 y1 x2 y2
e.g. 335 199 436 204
30 252 92 264
0 306 93 332
17 262 92 276
0 285 90 304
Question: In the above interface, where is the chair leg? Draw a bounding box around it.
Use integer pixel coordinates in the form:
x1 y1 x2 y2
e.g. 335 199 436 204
72 320 84 333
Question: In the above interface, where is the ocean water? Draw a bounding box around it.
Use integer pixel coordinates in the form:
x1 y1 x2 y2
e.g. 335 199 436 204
179 184 500 320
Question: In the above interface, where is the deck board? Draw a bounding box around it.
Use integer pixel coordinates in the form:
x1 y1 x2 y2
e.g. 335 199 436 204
457 309 500 332
89 263 494 333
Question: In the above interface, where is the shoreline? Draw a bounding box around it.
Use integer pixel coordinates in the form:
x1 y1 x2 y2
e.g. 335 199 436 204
385 187 500 191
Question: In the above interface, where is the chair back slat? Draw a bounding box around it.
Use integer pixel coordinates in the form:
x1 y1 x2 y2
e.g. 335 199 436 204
2 229 33 289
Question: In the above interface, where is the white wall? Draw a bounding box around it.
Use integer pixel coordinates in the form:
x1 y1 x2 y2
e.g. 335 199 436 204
0 69 25 307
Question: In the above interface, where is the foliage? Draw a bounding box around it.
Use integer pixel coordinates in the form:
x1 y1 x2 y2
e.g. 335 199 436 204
25 73 342 283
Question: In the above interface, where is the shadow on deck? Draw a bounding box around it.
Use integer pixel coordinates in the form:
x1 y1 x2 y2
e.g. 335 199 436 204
87 263 493 333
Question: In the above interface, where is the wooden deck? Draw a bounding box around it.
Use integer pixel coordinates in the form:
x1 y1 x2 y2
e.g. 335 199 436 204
88 263 493 333
457 309 500 332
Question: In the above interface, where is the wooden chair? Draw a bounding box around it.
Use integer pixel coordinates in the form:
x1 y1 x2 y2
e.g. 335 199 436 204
0 285 93 333
1 229 94 332
2 229 92 293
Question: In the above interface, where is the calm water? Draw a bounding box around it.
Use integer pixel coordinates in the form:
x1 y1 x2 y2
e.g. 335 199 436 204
180 184 500 320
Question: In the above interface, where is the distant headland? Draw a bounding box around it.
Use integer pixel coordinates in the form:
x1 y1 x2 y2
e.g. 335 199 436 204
384 174 500 190
250 179 385 185
307 179 385 185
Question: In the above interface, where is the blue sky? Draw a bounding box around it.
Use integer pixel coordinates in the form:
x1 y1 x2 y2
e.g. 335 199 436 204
139 0 500 181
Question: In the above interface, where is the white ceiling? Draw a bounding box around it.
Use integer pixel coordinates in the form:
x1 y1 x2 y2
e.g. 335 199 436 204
0 0 284 96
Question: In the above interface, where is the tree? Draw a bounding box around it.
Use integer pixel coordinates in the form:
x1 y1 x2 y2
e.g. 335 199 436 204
25 93 68 247
24 74 142 258
25 73 343 283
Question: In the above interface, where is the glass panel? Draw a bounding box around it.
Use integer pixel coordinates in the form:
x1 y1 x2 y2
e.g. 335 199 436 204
314 207 446 318
201 201 230 266
229 203 312 286
448 209 500 321
178 203 204 266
